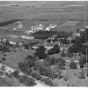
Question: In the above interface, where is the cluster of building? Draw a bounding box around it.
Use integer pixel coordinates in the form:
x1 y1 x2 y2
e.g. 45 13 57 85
25 23 57 34
13 21 57 34
32 27 85 53
1 20 86 53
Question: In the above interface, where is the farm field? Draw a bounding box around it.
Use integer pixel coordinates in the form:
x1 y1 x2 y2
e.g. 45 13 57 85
0 1 88 33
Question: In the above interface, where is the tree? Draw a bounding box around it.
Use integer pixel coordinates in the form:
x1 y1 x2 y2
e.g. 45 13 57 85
24 55 35 68
0 65 6 71
60 38 69 45
1 57 6 64
87 68 88 77
18 62 30 75
45 57 61 65
35 60 53 77
61 50 66 57
36 45 45 51
78 70 85 79
0 71 3 76
44 78 54 86
34 45 47 59
12 70 19 79
23 44 29 49
63 75 69 81
39 67 53 77
79 56 87 68
69 61 77 69
76 29 79 32
31 72 42 80
66 51 73 58
48 45 60 55
4 39 10 46
23 77 36 86
18 75 28 83
34 50 47 59
57 57 65 70
18 75 36 86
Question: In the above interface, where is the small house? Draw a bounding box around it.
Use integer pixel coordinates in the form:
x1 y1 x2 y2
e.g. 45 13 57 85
45 43 56 50
9 41 16 45
80 29 85 32
32 44 39 49
33 24 44 31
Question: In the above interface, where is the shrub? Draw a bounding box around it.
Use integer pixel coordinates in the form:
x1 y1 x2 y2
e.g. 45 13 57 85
69 61 77 69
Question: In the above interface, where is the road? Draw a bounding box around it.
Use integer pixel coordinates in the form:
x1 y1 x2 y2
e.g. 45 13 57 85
0 63 48 87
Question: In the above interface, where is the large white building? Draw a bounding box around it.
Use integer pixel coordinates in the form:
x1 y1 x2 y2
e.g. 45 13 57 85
32 24 44 31
45 24 57 31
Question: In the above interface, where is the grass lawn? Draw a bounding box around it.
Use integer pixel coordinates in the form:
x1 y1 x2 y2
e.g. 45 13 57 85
52 68 88 86
5 49 35 68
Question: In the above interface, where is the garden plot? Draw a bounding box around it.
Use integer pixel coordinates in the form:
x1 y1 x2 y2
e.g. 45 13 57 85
61 21 80 27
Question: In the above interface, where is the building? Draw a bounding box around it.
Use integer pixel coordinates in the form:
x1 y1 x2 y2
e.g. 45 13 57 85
60 44 72 53
32 44 39 49
74 33 80 37
80 29 85 32
17 21 23 29
21 35 34 40
67 36 73 43
45 24 57 31
45 43 56 50
9 41 16 45
32 24 44 32
24 30 34 34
